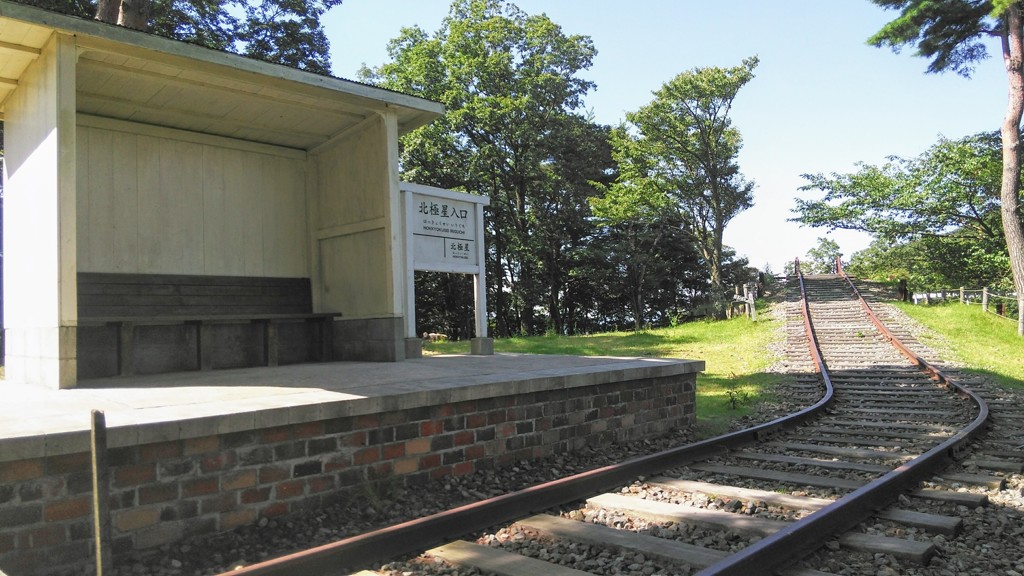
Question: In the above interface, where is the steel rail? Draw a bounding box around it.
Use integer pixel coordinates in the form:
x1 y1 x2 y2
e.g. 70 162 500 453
225 274 836 576
693 269 990 576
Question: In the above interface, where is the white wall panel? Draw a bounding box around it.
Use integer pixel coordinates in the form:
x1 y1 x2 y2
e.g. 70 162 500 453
77 120 309 277
319 230 388 315
111 130 140 271
312 115 394 317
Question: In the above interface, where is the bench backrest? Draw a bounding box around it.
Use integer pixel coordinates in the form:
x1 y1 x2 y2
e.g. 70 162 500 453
78 273 314 319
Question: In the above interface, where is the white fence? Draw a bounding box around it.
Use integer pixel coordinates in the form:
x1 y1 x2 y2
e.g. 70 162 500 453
912 287 1023 336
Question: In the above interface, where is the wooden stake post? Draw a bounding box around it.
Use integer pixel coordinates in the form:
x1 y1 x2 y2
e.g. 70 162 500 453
91 410 111 574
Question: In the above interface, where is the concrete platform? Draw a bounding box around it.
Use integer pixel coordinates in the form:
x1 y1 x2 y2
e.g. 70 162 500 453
0 353 702 575
0 353 702 462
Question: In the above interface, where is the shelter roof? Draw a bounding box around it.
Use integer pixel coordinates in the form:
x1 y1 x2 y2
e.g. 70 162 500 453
0 1 444 150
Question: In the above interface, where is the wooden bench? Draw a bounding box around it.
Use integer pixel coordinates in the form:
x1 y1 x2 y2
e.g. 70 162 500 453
77 273 341 378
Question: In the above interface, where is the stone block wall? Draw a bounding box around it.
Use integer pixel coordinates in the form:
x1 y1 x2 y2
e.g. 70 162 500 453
0 370 696 575
333 317 405 362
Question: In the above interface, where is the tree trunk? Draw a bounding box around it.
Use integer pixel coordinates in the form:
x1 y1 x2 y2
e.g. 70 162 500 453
95 0 151 30
491 224 509 337
94 0 120 24
1001 7 1024 336
547 273 563 335
710 220 726 320
628 229 645 331
118 0 152 30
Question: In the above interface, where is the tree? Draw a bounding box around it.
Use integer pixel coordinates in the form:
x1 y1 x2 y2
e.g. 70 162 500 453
794 131 1013 287
613 58 758 318
22 0 342 74
795 132 1005 243
363 0 601 337
869 0 1024 334
803 237 843 275
589 126 675 330
532 116 616 335
848 234 1011 289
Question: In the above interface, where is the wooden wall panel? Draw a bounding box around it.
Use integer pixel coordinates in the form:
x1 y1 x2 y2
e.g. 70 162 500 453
316 116 385 230
77 120 308 278
201 145 231 274
262 154 308 277
319 230 388 315
135 133 164 272
111 130 140 271
238 150 265 275
311 115 395 317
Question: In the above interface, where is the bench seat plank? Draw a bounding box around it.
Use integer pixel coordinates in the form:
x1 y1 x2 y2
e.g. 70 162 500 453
77 273 340 378
79 313 341 326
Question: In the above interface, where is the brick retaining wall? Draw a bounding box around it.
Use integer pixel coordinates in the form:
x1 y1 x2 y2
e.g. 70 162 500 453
0 367 697 575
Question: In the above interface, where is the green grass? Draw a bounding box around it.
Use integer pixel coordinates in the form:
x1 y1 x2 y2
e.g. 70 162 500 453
424 304 783 437
894 301 1024 390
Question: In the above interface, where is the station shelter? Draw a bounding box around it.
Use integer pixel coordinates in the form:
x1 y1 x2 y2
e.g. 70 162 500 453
0 1 456 389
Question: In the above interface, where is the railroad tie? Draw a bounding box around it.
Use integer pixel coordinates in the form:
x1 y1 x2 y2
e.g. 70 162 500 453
969 458 1024 473
774 441 917 462
646 477 834 511
428 540 592 576
875 509 962 536
936 471 1006 490
515 513 729 569
732 451 891 474
688 462 865 491
838 533 934 565
911 488 989 507
588 493 938 565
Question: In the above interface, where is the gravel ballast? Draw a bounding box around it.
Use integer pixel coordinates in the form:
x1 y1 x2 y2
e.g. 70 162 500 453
108 291 1024 576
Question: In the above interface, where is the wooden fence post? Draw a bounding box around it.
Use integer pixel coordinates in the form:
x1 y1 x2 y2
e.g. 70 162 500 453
743 284 757 321
982 287 989 313
960 287 965 304
92 410 111 575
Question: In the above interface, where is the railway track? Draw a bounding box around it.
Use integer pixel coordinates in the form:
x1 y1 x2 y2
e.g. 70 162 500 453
227 269 1006 576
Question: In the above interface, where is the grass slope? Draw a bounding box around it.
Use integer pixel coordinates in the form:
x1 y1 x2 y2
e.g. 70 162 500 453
425 307 782 437
894 302 1024 390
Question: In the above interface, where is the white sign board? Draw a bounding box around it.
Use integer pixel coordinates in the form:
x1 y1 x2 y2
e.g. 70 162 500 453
409 191 480 271
401 182 490 342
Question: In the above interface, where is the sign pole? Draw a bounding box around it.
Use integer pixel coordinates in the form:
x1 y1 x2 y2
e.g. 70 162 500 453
473 203 487 339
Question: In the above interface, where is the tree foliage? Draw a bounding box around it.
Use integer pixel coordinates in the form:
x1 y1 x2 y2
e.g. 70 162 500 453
803 237 843 275
869 0 1024 334
797 131 1014 288
604 58 758 318
868 0 999 76
363 0 603 336
795 132 1004 243
363 0 754 336
19 0 342 74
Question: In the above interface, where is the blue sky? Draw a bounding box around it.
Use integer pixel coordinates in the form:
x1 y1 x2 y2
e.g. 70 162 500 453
322 1 1007 272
